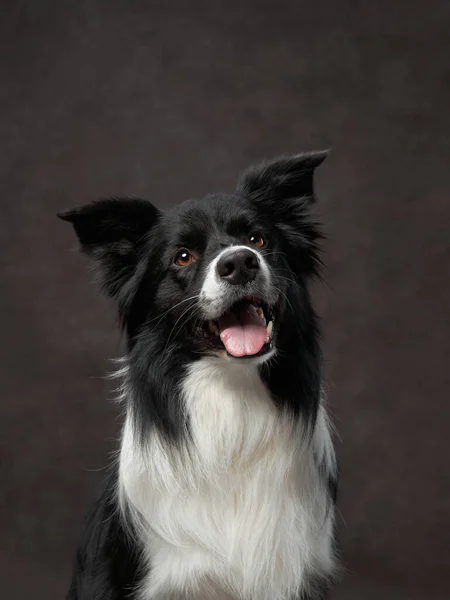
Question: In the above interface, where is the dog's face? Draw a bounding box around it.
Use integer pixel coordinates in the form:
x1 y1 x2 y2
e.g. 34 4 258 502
148 193 283 361
59 152 327 363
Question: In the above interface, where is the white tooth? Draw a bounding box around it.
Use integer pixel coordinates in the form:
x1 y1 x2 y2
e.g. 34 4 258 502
256 306 266 325
266 320 273 339
208 320 215 334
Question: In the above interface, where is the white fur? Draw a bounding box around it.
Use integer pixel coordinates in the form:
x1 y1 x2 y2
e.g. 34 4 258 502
200 246 273 320
119 358 336 600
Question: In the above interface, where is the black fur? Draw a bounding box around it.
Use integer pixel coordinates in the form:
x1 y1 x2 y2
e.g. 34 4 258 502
60 151 337 600
67 472 143 600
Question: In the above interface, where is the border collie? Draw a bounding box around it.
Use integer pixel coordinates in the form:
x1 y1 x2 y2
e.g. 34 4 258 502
59 151 338 600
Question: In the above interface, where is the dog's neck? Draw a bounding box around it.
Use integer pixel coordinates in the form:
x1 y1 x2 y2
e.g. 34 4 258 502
180 357 298 472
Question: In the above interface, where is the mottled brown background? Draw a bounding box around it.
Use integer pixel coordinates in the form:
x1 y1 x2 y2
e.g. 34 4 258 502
1 1 449 599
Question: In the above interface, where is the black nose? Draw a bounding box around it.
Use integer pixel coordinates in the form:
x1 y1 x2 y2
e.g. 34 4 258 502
216 248 260 286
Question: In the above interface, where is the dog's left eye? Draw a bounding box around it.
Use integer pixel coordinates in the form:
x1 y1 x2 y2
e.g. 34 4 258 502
174 249 194 267
248 233 265 249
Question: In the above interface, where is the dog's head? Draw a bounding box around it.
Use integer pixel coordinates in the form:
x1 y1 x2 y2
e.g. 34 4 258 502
59 152 327 364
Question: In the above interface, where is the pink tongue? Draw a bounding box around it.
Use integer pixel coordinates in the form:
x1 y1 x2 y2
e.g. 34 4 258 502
218 305 267 357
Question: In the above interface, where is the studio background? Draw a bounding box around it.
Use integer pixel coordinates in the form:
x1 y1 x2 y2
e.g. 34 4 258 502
1 2 449 599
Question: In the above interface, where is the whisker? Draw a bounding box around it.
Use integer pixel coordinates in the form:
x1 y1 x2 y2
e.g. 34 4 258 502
147 295 201 328
164 303 202 351
273 285 294 314
167 306 204 351
275 275 300 288
261 250 288 259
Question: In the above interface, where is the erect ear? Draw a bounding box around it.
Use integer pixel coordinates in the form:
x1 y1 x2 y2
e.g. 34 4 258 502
58 198 160 300
236 150 329 203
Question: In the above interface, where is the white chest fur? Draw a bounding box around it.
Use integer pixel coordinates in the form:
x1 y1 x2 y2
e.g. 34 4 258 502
119 358 336 600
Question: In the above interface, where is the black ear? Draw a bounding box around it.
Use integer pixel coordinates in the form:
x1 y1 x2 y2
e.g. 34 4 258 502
58 198 160 300
237 150 329 202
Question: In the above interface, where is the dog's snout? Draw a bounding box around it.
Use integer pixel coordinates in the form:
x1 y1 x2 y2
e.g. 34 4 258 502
216 248 260 286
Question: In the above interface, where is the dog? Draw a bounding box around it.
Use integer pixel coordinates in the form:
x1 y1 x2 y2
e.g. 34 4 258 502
59 151 338 600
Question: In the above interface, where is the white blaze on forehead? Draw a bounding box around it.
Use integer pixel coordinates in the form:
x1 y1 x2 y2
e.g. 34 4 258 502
200 245 271 312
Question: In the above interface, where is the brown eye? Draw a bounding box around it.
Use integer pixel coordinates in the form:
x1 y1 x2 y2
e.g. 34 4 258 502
249 233 265 249
174 249 194 267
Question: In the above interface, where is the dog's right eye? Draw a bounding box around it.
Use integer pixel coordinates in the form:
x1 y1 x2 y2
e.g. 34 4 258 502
174 249 194 267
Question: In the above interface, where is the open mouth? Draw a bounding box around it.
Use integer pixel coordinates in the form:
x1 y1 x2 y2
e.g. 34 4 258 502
196 297 276 358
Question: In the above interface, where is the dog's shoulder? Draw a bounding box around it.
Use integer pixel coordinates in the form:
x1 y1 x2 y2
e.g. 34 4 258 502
67 470 142 600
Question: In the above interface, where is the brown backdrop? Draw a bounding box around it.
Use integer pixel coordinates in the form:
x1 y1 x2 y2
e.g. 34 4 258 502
1 2 449 599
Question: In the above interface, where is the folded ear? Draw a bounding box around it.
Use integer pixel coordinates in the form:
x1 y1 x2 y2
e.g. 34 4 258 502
237 150 329 203
58 198 160 299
